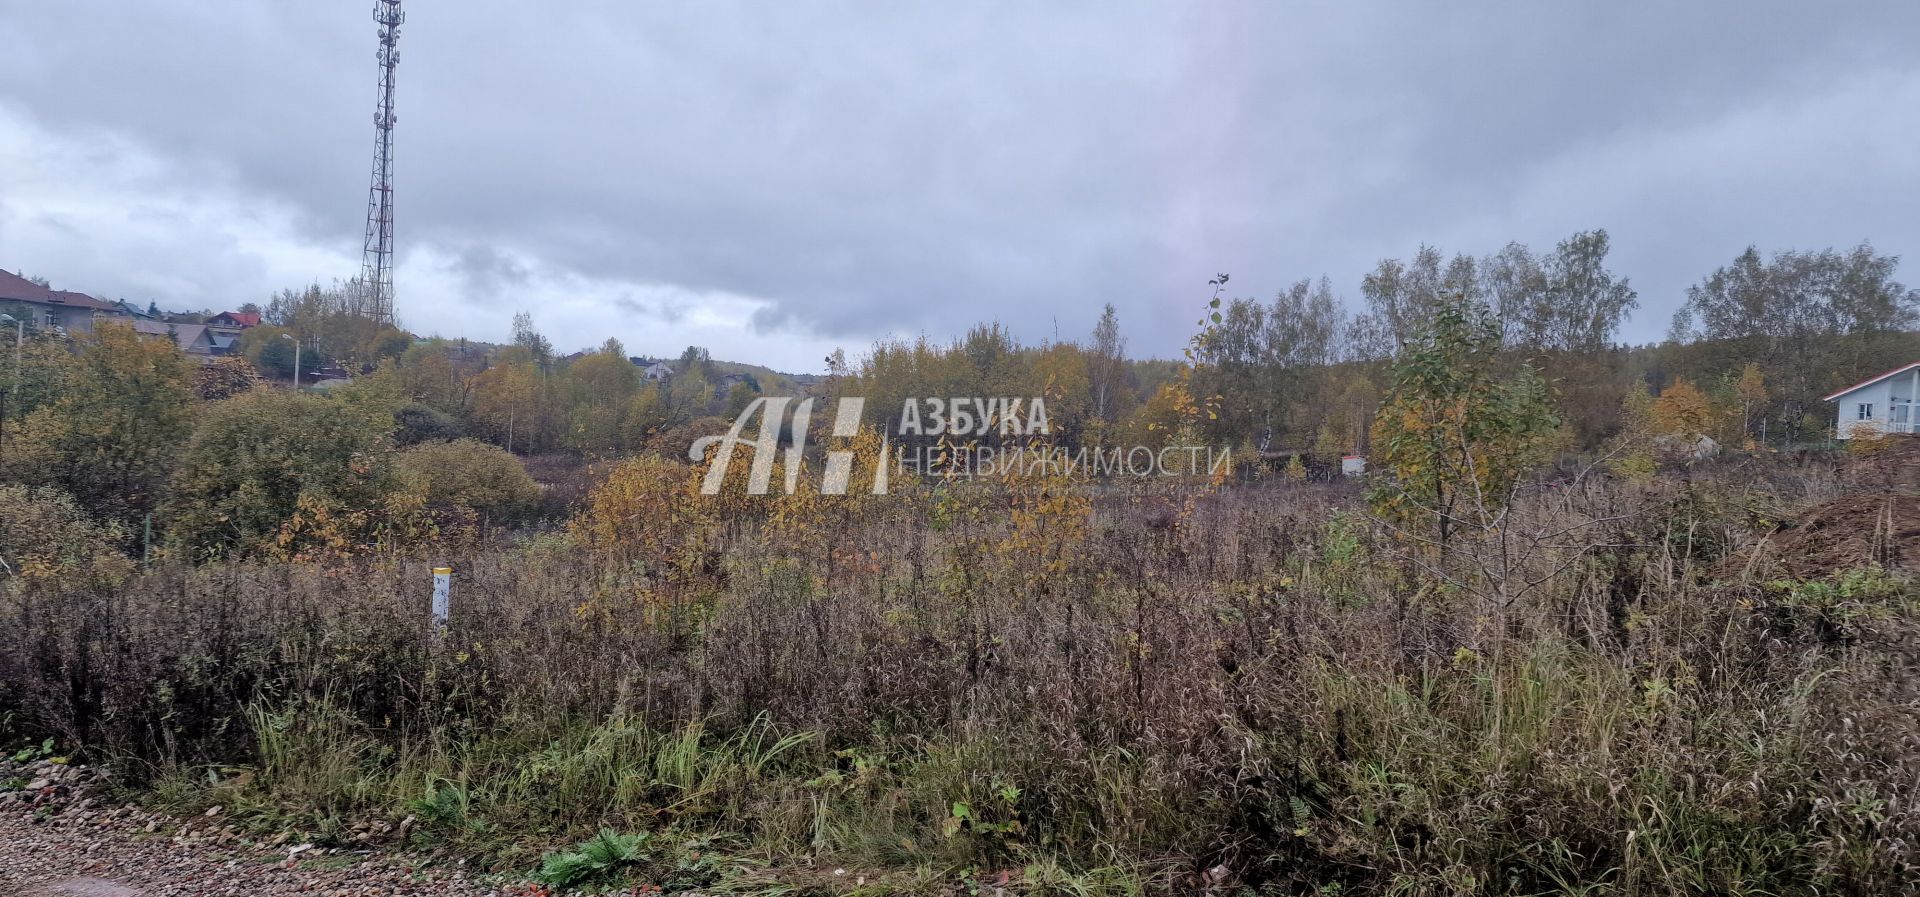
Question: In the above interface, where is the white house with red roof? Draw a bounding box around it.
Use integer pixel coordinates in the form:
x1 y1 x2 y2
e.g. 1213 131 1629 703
1826 362 1920 439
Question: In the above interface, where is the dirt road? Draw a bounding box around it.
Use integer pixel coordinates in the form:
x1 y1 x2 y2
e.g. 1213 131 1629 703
0 762 510 897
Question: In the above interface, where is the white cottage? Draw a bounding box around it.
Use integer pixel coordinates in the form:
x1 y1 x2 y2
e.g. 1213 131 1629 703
1827 361 1920 439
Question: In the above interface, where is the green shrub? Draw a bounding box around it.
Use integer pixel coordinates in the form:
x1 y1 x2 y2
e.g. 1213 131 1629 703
162 389 403 558
0 484 127 580
393 403 464 446
393 438 539 521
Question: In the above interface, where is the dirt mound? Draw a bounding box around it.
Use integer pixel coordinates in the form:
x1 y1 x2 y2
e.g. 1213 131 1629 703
1759 494 1920 578
1730 441 1920 579
1841 434 1920 494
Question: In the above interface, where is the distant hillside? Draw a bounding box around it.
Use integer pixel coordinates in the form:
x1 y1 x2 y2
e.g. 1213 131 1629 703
705 359 816 394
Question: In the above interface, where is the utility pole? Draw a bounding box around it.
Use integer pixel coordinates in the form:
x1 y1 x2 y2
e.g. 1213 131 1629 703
281 333 302 390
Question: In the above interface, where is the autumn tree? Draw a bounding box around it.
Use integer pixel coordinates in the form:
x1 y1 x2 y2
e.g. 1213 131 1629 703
1669 243 1920 435
722 378 760 420
1191 296 1271 445
0 328 75 425
1088 303 1128 430
1312 423 1345 459
1369 297 1560 553
0 485 129 582
1030 342 1092 445
1607 380 1657 480
512 311 555 369
1486 230 1638 353
1650 378 1716 441
236 325 317 380
1189 276 1347 449
619 384 673 451
392 339 482 414
471 352 547 453
192 357 261 401
12 322 196 524
260 282 411 369
1356 245 1481 350
558 340 640 455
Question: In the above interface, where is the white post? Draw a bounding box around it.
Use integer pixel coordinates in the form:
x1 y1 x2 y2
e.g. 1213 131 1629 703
431 566 452 632
1910 368 1919 434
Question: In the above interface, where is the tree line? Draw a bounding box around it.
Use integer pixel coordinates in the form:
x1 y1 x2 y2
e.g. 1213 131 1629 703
1 231 1914 559
837 232 1916 460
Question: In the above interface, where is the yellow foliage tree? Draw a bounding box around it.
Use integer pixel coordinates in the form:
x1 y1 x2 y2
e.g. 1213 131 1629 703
471 360 543 453
570 455 720 615
17 321 197 523
1312 423 1345 459
1651 378 1714 439
1607 380 1658 481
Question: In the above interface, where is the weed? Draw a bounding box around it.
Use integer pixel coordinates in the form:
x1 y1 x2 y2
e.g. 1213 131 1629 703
534 828 653 889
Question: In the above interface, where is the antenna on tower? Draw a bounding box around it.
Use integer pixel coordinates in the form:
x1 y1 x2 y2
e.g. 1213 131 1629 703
358 0 404 324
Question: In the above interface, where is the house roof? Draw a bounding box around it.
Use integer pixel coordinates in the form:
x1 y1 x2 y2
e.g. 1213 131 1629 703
112 300 159 319
45 290 121 312
0 270 125 313
210 311 261 327
1824 362 1920 402
0 270 52 303
131 320 212 353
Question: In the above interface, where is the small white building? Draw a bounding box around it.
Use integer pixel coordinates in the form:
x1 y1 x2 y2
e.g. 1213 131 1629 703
1827 361 1920 439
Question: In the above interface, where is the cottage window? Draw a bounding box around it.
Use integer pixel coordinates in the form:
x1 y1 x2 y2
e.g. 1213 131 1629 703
1858 403 1875 421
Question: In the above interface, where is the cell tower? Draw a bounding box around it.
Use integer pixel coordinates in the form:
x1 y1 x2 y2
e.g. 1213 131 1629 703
358 0 404 324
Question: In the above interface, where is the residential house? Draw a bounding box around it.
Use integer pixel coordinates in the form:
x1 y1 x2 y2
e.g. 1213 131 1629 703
641 360 674 381
132 320 216 357
0 269 131 333
205 310 261 356
112 299 161 321
1826 362 1920 439
207 311 262 329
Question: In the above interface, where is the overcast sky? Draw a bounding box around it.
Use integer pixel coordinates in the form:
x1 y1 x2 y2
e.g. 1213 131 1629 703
2 2 1917 372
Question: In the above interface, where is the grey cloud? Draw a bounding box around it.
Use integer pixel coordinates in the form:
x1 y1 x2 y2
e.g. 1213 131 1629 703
610 291 687 325
447 242 531 306
2 1 1917 358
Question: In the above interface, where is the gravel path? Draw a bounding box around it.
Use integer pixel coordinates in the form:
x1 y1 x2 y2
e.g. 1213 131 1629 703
0 760 523 897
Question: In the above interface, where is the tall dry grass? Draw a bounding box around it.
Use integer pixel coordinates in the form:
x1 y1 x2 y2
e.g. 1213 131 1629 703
1 456 1914 894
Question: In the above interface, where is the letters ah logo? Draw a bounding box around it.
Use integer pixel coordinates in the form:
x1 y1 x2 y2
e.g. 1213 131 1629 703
690 397 886 495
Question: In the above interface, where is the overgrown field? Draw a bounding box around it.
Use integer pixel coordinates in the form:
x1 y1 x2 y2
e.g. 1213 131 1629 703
3 444 1916 896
